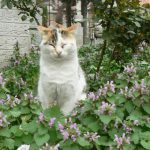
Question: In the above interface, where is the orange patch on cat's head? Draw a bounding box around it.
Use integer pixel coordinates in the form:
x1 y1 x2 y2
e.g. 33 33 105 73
37 26 52 41
51 21 79 34
65 24 79 33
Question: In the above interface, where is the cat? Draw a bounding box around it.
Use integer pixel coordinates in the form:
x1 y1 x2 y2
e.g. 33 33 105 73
37 23 86 114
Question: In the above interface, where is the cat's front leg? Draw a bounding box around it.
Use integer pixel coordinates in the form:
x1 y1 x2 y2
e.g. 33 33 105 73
38 81 57 109
60 98 78 115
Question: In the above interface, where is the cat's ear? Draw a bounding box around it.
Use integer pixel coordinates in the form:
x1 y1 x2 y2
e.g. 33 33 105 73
37 26 51 36
65 24 80 33
51 21 65 29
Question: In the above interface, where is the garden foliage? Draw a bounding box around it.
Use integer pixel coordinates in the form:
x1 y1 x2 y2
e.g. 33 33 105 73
0 44 150 150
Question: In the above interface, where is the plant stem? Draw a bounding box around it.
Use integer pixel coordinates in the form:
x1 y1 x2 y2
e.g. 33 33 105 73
94 0 115 80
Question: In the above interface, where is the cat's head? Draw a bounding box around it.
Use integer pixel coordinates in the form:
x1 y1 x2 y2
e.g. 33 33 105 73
38 23 78 60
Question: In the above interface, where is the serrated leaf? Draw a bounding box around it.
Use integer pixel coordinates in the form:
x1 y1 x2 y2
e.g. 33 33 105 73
82 116 95 125
140 132 150 141
100 115 112 124
10 125 23 137
34 133 50 146
38 124 48 135
44 105 61 119
131 132 139 144
77 137 90 147
95 136 111 146
88 121 99 132
0 127 11 137
21 120 37 133
22 134 33 144
125 101 134 113
142 104 150 114
4 138 15 149
141 140 150 150
10 109 21 117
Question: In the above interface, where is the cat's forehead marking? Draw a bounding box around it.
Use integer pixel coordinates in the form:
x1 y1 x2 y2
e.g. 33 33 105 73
51 29 58 42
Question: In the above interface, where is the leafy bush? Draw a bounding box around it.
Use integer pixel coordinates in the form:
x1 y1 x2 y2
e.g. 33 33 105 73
0 44 150 150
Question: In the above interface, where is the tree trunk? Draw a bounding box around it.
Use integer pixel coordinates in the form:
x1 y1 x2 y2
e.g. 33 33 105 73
66 0 72 27
81 0 88 44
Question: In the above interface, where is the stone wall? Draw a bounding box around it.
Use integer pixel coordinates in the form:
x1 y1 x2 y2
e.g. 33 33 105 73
0 1 31 68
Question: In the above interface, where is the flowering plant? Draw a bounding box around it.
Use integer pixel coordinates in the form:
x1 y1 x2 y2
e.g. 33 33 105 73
0 46 150 150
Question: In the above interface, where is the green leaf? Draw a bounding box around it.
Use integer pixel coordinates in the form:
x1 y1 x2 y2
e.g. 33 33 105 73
142 104 150 114
141 140 150 150
22 134 33 144
125 101 134 113
131 132 139 144
127 110 142 120
10 125 23 137
100 115 112 124
44 105 61 119
38 124 48 135
82 116 95 125
127 31 136 34
49 128 58 143
134 21 141 27
88 121 99 132
30 143 39 150
133 91 140 97
21 120 38 133
21 15 27 21
95 136 111 146
10 109 21 117
21 107 30 114
34 133 50 146
7 1 12 9
1 0 7 8
4 138 15 149
0 127 11 137
62 144 80 150
77 137 90 147
140 132 150 141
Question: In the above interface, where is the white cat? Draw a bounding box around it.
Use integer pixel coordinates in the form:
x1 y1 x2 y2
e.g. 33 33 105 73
37 23 86 114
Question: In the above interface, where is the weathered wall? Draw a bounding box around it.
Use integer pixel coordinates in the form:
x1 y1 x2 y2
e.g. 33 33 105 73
0 0 31 68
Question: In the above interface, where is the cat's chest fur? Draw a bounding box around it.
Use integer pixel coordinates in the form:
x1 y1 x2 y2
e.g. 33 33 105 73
40 58 79 84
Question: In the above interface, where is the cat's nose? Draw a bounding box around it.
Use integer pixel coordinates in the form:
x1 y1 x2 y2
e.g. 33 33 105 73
56 50 62 56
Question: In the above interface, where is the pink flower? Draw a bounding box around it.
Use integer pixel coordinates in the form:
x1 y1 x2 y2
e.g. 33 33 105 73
71 135 77 141
104 81 115 93
62 130 69 140
87 92 98 101
0 111 8 127
38 112 44 123
84 132 100 141
99 101 115 115
49 118 56 128
0 99 4 105
114 133 130 148
70 123 77 129
58 123 64 131
124 64 136 75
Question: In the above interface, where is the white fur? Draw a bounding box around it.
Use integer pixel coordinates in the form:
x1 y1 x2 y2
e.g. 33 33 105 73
38 29 86 114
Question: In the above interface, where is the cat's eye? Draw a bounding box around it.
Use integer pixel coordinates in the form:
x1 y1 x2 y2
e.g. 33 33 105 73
61 43 66 48
61 30 66 35
49 43 55 47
